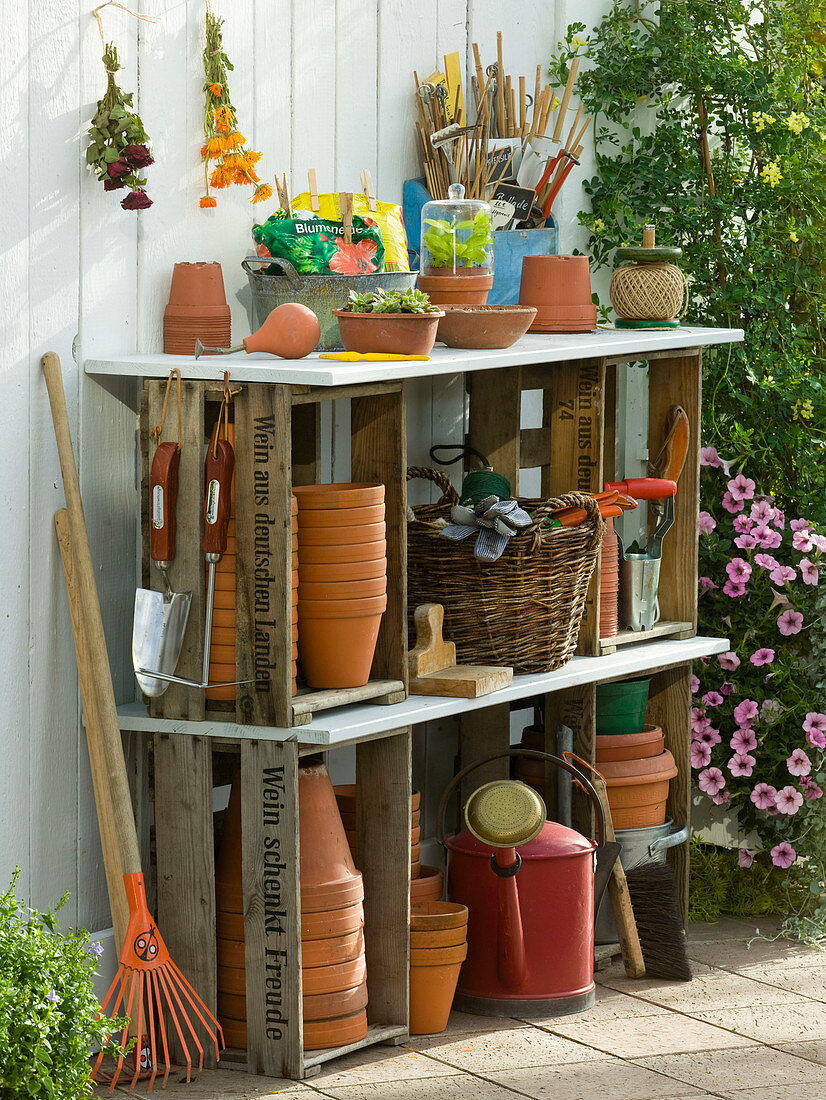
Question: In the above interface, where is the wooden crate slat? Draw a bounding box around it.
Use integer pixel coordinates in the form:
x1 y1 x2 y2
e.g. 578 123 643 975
466 366 524 492
458 703 511 809
241 738 303 1078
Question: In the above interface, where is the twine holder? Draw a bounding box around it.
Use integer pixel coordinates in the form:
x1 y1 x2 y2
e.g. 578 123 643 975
609 261 688 322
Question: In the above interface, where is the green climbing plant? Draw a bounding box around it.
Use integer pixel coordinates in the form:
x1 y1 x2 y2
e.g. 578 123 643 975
551 0 826 522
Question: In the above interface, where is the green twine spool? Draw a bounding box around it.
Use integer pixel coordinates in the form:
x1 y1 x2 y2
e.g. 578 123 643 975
460 467 512 506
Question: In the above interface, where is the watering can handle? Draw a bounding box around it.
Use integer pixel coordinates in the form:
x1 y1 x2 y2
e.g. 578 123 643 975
242 254 302 291
437 749 605 847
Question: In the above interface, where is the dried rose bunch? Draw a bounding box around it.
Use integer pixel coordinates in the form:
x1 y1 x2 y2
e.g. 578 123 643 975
86 42 153 210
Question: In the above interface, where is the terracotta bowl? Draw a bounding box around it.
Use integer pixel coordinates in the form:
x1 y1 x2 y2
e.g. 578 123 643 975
596 724 665 762
299 540 387 565
333 310 444 357
437 305 537 349
298 503 385 528
294 483 385 509
298 522 386 546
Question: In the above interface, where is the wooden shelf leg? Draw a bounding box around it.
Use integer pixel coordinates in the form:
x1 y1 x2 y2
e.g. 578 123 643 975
356 728 412 1031
153 732 217 1066
241 738 303 1078
459 704 511 809
466 366 523 492
546 686 596 837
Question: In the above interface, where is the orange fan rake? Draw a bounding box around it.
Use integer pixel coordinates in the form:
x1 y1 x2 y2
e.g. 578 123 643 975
92 873 224 1092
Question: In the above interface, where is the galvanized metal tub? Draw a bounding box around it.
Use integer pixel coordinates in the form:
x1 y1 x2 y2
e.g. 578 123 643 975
243 256 417 351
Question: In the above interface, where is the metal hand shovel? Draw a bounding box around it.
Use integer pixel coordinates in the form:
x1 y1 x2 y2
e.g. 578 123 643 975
133 442 192 697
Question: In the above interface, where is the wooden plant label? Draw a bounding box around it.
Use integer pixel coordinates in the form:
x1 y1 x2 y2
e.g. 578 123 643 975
489 180 535 230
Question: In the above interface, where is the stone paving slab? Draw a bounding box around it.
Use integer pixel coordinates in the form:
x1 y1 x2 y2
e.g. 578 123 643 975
486 1058 709 1098
630 1045 826 1094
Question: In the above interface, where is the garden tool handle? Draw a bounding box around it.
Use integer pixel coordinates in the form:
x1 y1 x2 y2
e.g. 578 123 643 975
437 749 605 846
604 477 677 500
203 438 234 556
149 441 180 564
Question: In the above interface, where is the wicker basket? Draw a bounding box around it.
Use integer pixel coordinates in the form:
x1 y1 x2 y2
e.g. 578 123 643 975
407 467 604 673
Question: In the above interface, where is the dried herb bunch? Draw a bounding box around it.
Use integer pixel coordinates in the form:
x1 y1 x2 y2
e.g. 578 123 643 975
200 8 271 207
87 42 153 211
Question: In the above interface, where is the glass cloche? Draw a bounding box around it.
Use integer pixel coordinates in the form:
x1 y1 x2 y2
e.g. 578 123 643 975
420 184 494 276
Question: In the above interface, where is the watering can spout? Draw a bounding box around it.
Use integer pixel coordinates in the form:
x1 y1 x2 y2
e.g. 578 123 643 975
493 848 528 991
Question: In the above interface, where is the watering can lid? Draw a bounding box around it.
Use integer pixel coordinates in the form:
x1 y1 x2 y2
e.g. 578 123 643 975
445 820 597 859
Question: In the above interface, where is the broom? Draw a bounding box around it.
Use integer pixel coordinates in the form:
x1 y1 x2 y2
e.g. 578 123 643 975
45 352 224 1091
626 861 692 981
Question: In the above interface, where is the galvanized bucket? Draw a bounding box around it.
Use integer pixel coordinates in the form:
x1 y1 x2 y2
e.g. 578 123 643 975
242 256 417 351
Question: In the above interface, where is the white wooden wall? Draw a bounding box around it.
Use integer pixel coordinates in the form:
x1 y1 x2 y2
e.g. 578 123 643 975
1 0 609 933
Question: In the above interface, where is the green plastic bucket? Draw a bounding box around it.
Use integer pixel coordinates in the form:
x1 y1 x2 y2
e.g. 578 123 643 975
595 677 651 735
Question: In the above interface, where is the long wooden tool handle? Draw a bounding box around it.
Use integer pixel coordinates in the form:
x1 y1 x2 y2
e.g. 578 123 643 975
593 775 646 978
55 509 130 951
552 58 580 142
42 352 142 880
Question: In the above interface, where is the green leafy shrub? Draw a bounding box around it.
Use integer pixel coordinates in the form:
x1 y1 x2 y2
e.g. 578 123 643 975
422 211 492 270
689 838 795 923
0 870 127 1098
551 0 826 522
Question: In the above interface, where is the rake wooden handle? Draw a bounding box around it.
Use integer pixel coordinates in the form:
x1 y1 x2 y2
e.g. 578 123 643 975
42 353 143 896
592 774 646 978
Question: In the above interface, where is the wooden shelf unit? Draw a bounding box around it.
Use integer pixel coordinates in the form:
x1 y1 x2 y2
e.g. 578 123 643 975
87 325 742 1080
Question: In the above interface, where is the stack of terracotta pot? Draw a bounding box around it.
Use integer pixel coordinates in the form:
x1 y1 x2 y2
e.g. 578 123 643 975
519 255 597 334
163 261 231 355
294 483 387 689
599 518 620 639
596 725 677 829
409 902 468 1035
334 785 421 874
215 761 369 1051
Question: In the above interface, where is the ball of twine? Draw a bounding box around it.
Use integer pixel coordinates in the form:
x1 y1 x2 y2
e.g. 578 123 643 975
609 262 688 322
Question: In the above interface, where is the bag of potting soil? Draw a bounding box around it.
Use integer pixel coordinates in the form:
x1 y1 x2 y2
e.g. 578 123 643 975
252 211 385 276
290 192 410 272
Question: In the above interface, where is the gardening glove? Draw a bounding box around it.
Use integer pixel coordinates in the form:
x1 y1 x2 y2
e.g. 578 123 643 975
439 495 532 562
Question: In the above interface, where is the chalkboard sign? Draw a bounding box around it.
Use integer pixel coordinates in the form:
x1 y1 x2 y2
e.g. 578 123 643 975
489 181 536 230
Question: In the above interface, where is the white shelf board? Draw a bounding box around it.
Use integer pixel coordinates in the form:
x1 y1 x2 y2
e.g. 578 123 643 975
117 635 728 751
86 326 743 389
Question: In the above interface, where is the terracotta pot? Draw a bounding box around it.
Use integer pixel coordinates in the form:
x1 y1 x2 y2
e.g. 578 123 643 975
411 861 421 879
519 255 597 334
164 263 231 355
336 785 420 812
217 937 245 969
298 522 386 546
209 644 236 665
436 305 537 349
411 824 421 846
167 262 229 307
297 503 385 528
417 271 493 307
410 842 421 864
211 626 236 646
298 609 385 689
218 964 246 996
410 865 443 903
303 980 369 1021
294 483 385 509
596 725 665 762
299 760 365 912
299 559 387 583
410 942 468 967
409 945 467 1035
218 991 246 1020
299 540 387 565
333 310 444 357
302 928 364 968
298 592 387 616
339 808 356 830
411 901 469 931
212 608 237 629
301 901 364 942
219 1017 246 1049
301 954 367 996
303 1009 368 1050
217 909 244 939
299 576 387 601
602 749 678 830
410 925 466 949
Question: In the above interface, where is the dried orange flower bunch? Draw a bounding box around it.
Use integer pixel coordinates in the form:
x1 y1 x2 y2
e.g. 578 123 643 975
200 7 271 208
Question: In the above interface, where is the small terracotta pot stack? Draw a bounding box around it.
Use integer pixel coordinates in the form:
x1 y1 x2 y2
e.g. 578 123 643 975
410 864 443 905
334 785 421 874
215 762 369 1051
596 725 677 829
409 902 468 1035
295 483 387 690
519 255 597 334
599 518 620 639
163 262 231 355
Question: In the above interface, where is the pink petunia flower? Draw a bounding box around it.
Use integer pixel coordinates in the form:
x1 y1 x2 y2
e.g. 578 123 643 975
777 609 804 635
700 445 723 468
773 509 786 529
750 499 775 523
770 587 792 611
710 788 731 806
803 779 824 801
690 674 700 694
691 741 712 769
728 752 756 777
702 691 724 707
733 514 754 534
754 553 780 571
698 511 717 535
803 712 826 735
806 728 826 750
750 782 777 809
718 651 741 671
790 518 810 532
811 533 826 553
770 841 796 868
722 491 744 514
738 849 754 868
750 648 775 667
696 726 722 747
723 580 746 598
775 785 804 814
698 767 726 795
754 524 782 549
792 530 814 553
727 474 756 502
719 681 735 696
800 558 819 585
730 728 757 753
699 576 719 591
727 557 752 582
761 698 783 722
787 748 811 776
733 698 759 726
769 565 796 585
735 533 759 550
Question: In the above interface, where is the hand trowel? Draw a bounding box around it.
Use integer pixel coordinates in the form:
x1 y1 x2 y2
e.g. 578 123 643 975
133 442 192 697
